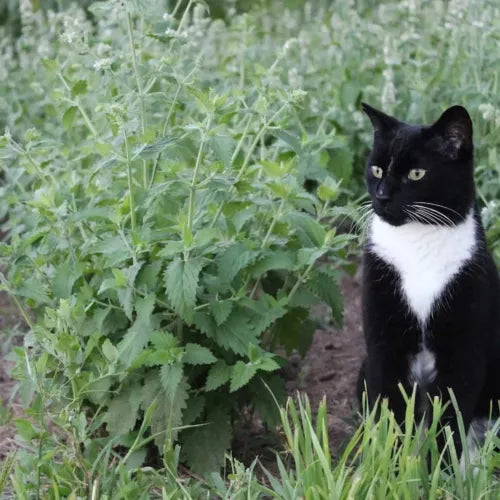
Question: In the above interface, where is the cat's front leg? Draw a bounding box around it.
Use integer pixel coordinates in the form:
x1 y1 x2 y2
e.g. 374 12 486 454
361 349 415 425
430 356 486 460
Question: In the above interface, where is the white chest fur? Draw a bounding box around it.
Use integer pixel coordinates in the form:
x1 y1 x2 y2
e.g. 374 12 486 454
369 211 477 326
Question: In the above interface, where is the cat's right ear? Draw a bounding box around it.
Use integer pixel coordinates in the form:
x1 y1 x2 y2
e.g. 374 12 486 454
361 102 399 135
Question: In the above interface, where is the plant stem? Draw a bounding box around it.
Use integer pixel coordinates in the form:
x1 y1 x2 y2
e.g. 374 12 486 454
126 11 147 187
187 116 211 233
123 132 136 232
57 73 98 137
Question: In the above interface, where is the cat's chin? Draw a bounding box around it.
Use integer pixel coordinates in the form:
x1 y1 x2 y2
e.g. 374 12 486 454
373 210 407 227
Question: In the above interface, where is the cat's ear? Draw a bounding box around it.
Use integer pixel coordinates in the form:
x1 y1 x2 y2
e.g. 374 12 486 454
361 102 399 134
430 105 473 159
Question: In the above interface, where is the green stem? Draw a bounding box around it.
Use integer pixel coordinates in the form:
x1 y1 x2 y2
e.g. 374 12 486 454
0 272 34 330
126 11 147 188
288 258 317 303
57 73 98 137
187 116 211 232
123 132 137 232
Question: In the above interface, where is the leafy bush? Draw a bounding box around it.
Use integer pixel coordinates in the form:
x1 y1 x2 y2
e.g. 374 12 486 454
0 0 351 482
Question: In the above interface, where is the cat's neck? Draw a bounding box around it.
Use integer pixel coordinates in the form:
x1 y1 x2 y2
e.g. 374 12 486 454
368 210 477 326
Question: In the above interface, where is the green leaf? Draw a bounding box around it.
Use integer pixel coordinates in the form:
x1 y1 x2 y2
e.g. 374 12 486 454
160 363 183 402
211 299 233 326
272 130 302 153
165 257 203 322
71 79 88 97
230 361 257 392
285 212 326 247
17 278 50 305
309 268 344 327
327 147 353 183
317 176 341 202
104 383 142 436
112 268 128 287
14 418 37 441
183 343 216 365
118 294 156 367
62 106 77 131
205 360 231 391
181 407 231 474
135 136 177 158
216 243 256 284
193 309 258 355
151 376 189 446
252 250 296 276
150 330 178 350
52 262 82 299
272 307 316 357
210 135 234 168
101 339 118 362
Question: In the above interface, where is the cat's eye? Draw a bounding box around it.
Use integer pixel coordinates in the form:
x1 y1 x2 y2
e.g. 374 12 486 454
408 169 426 181
371 166 383 178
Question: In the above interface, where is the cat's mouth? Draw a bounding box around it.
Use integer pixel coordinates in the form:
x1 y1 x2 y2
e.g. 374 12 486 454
372 203 407 226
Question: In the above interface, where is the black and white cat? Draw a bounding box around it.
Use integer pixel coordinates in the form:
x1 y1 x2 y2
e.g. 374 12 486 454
357 103 500 456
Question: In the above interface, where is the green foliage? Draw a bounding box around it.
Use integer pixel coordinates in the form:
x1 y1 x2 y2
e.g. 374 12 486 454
0 0 352 487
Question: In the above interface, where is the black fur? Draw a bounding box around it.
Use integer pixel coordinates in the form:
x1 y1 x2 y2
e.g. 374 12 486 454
357 103 500 455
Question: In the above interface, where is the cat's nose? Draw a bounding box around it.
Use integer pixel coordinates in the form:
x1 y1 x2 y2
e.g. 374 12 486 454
375 190 391 203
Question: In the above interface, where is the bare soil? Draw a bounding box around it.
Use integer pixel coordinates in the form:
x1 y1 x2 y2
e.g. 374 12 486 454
285 272 365 450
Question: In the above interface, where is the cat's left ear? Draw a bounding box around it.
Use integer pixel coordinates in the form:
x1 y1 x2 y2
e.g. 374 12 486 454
361 102 399 135
430 105 473 159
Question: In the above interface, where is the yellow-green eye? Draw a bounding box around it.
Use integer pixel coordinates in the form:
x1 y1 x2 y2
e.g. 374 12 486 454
408 169 426 181
371 166 383 178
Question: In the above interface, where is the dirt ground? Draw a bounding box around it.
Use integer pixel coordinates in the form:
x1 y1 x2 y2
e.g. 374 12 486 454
0 274 366 463
285 273 365 449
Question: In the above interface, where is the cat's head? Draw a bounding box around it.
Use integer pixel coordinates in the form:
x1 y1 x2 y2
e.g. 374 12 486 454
362 103 475 226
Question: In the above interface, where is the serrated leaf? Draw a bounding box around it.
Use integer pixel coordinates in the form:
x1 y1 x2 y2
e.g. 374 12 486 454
17 278 50 305
183 343 216 365
104 383 142 436
211 299 233 326
71 79 88 97
272 307 316 357
118 294 156 367
193 309 258 355
181 407 231 474
309 268 344 327
165 257 203 322
216 243 256 284
62 106 77 130
205 360 231 391
160 363 183 402
230 361 257 392
150 330 177 350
